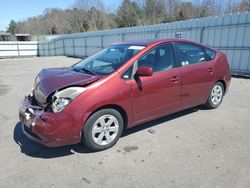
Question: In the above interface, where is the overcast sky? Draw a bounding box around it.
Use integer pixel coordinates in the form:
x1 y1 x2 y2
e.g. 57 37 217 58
0 0 122 31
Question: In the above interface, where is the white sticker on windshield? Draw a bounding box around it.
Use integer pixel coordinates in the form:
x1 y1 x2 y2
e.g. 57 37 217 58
128 46 145 50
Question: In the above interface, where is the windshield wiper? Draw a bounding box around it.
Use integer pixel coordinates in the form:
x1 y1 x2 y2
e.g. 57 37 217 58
81 67 97 75
72 67 96 75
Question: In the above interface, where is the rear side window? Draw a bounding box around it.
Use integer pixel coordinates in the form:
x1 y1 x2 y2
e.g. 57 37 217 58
175 42 206 66
205 47 216 60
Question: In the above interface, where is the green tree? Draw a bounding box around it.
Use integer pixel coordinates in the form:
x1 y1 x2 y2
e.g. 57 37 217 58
115 0 143 28
51 26 58 34
176 10 185 21
7 20 18 34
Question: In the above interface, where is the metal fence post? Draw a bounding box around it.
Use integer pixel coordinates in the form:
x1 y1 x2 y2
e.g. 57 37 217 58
16 42 20 56
53 41 55 56
48 43 50 56
62 38 65 56
121 33 125 41
43 43 45 56
37 42 39 57
100 34 103 49
72 38 75 57
84 36 87 57
155 30 159 39
200 27 205 43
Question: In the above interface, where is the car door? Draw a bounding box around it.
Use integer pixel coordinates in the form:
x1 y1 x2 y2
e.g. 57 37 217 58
130 43 181 125
174 42 215 109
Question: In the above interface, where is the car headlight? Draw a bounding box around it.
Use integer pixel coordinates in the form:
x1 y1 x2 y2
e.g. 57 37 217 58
30 73 40 96
34 73 40 88
52 87 87 113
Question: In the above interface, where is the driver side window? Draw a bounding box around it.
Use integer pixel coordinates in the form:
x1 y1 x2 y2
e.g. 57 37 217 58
137 43 175 72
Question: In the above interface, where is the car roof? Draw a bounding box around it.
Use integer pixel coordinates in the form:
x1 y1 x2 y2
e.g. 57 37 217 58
112 40 157 46
112 39 217 51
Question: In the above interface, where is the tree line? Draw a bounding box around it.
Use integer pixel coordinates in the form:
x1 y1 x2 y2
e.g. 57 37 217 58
6 0 250 35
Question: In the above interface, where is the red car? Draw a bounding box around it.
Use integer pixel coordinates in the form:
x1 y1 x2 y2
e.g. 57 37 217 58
19 39 231 151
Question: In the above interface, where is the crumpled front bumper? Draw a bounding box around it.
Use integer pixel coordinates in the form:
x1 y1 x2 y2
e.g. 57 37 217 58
19 96 82 147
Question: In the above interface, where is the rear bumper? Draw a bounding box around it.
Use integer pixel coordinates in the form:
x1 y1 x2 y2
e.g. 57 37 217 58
19 96 82 147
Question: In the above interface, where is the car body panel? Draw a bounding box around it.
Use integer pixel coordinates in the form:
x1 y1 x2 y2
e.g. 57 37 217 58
131 68 181 125
179 61 216 109
34 68 100 104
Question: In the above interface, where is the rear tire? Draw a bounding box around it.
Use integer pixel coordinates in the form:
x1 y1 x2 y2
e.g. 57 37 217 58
204 82 224 109
82 108 123 151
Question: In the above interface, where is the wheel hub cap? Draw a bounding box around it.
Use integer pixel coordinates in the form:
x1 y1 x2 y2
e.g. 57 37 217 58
92 114 119 146
211 84 223 105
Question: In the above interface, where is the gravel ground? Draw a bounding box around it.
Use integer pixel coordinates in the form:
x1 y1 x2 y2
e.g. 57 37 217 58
0 57 249 188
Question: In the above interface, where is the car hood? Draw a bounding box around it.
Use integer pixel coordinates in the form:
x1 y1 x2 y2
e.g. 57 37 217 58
34 67 100 104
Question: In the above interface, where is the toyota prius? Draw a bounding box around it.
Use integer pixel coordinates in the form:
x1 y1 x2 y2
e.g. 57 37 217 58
19 39 231 151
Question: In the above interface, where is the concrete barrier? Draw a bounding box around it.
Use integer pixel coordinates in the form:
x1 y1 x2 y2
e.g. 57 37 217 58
0 41 38 57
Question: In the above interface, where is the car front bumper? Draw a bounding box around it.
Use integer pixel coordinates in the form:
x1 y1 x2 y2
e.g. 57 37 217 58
19 96 82 147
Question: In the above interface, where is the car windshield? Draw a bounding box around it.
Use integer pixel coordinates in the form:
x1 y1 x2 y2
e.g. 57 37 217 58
72 45 145 75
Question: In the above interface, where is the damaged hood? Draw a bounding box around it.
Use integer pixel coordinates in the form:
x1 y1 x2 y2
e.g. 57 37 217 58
34 67 100 104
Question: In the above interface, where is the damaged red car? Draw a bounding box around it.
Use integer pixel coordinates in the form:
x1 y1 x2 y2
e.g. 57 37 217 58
19 39 231 151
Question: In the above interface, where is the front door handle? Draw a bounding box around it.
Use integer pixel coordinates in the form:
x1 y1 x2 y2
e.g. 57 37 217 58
170 76 180 83
208 68 213 73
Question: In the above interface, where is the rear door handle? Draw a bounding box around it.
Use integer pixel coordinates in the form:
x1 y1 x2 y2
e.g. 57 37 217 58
170 76 180 83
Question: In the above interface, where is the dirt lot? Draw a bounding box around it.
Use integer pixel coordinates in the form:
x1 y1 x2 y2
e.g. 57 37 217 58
0 57 249 188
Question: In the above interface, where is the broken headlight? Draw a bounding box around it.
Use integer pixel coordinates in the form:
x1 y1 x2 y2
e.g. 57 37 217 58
34 73 40 88
30 73 40 97
52 87 87 113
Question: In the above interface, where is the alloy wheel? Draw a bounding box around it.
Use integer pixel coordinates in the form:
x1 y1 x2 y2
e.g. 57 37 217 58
211 84 223 106
91 114 119 146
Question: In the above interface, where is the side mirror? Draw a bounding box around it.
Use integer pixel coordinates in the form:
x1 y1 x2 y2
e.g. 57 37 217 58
136 66 153 77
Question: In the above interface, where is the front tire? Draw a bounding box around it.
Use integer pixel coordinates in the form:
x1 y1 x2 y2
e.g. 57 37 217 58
82 108 123 151
204 82 224 109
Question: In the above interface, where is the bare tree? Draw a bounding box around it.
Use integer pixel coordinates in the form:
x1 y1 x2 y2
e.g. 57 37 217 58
13 0 249 35
74 0 116 31
136 0 167 25
240 0 250 11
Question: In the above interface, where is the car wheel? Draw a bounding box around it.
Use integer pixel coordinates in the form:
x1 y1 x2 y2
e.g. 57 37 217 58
82 108 123 151
205 82 224 109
